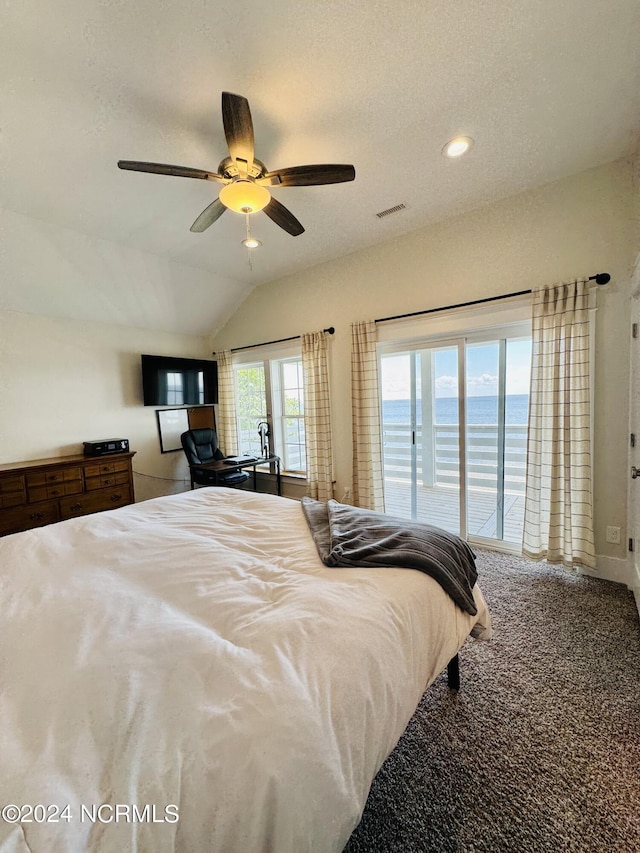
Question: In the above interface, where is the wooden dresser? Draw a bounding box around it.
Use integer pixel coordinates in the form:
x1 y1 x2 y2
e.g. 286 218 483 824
0 451 135 536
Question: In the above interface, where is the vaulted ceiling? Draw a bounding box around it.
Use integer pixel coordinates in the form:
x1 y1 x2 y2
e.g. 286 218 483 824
1 0 639 335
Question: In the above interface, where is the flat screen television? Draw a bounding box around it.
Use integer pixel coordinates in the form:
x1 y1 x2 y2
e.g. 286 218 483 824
141 354 218 407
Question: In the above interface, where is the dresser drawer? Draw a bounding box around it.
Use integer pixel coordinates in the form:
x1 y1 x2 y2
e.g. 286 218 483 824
0 475 26 508
28 480 84 503
85 471 131 491
83 459 130 477
60 485 132 520
0 491 26 509
0 475 25 495
27 467 82 488
0 501 60 536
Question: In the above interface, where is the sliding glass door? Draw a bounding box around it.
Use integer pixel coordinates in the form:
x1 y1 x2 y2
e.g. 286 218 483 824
380 339 466 538
380 327 531 547
464 337 531 544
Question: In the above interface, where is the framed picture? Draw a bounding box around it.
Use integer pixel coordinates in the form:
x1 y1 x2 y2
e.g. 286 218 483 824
156 408 190 453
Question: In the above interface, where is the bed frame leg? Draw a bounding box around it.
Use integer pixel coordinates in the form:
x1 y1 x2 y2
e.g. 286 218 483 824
447 654 460 691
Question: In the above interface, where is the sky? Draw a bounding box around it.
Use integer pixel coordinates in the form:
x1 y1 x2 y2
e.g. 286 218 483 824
380 339 532 399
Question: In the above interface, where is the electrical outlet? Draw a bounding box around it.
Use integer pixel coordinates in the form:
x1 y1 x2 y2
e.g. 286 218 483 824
606 525 621 544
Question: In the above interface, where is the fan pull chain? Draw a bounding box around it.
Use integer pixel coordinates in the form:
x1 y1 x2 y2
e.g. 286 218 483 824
245 214 253 271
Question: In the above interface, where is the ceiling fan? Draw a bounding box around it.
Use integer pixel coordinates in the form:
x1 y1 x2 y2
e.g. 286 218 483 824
118 92 356 237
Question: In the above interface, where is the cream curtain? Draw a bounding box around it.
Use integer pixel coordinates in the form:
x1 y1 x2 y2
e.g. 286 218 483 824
522 280 595 569
351 320 384 511
215 350 239 456
302 331 333 500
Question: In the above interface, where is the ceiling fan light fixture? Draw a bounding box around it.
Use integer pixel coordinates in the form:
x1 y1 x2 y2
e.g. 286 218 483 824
219 180 271 213
442 136 474 158
118 92 353 239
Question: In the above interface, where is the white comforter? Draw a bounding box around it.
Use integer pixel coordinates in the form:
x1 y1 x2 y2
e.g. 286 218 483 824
0 488 491 853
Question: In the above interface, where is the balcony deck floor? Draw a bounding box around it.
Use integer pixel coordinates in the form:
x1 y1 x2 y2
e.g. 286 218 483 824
383 479 525 545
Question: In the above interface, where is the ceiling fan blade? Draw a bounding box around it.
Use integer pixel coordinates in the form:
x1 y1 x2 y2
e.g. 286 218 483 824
221 92 255 175
263 197 304 236
260 164 356 187
118 161 226 182
190 199 227 233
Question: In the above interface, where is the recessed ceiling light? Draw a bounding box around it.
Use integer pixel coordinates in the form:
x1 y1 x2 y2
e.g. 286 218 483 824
241 237 262 249
442 136 474 158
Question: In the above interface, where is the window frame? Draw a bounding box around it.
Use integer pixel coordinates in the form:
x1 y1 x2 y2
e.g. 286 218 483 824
232 342 306 476
233 359 268 460
271 356 306 474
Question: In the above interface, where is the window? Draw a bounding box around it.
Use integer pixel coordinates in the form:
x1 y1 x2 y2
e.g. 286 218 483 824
275 358 306 472
235 362 268 457
233 349 306 474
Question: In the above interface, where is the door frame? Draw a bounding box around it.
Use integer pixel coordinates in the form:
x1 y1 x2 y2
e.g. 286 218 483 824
629 275 640 614
379 325 531 550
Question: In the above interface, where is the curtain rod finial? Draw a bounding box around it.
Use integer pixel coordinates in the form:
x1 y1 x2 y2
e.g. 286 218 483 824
591 273 610 285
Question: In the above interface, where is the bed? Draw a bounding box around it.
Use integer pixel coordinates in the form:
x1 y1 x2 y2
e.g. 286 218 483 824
0 487 491 852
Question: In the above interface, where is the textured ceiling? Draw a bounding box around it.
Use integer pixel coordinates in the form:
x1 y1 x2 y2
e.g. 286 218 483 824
1 0 640 335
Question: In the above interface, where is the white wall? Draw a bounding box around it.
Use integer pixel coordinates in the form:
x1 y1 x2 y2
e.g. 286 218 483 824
0 310 206 501
0 203 254 503
0 206 252 338
211 159 638 572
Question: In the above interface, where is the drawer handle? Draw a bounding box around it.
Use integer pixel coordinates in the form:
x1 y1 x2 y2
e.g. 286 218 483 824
103 478 113 485
101 466 110 472
29 512 44 521
70 503 82 511
110 493 122 502
50 489 61 496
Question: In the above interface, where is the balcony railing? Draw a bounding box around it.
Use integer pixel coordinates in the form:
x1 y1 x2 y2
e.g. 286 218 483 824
383 422 527 491
382 422 528 543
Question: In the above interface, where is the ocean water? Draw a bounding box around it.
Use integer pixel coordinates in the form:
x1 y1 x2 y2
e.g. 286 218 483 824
382 394 529 425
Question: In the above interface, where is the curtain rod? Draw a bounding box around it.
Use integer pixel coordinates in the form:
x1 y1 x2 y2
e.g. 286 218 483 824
212 326 335 356
375 273 611 325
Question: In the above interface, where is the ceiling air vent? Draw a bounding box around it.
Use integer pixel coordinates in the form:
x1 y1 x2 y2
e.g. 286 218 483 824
376 203 406 219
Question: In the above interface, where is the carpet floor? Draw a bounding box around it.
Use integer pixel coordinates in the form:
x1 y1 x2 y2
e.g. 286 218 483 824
343 550 640 853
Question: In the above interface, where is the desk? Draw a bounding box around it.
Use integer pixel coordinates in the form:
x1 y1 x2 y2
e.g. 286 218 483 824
190 455 281 496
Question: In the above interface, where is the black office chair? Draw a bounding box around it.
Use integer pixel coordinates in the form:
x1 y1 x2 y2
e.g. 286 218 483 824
180 428 250 490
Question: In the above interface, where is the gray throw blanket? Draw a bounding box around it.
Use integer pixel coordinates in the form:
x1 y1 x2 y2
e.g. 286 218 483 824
301 497 478 615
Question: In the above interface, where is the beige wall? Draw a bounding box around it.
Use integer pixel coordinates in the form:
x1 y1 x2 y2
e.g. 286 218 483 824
0 206 251 338
1 159 636 570
211 159 638 568
0 310 207 501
